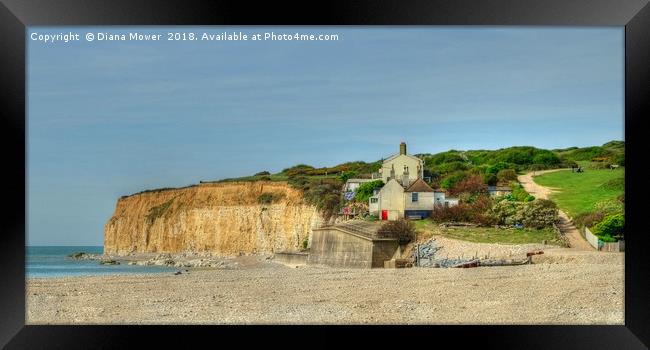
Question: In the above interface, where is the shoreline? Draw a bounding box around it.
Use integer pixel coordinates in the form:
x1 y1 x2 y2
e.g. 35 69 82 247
27 249 624 325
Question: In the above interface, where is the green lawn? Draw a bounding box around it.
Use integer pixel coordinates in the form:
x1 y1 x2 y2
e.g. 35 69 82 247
413 219 563 245
532 168 624 218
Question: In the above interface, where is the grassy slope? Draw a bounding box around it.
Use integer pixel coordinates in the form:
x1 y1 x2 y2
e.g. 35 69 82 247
413 219 561 245
532 168 624 218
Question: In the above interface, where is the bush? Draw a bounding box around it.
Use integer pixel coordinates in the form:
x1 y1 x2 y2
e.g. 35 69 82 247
484 173 498 186
490 199 558 229
287 175 310 190
441 172 468 190
258 192 285 205
303 181 343 221
615 154 625 166
509 182 535 202
283 164 315 177
431 195 495 226
497 169 517 183
302 238 309 250
257 175 272 181
592 213 624 239
339 170 358 183
354 180 384 203
448 174 488 197
593 199 624 215
254 171 271 176
377 219 415 244
600 177 624 191
574 211 605 229
520 199 559 229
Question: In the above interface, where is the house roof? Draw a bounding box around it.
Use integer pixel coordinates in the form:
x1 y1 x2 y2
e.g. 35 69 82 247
383 153 423 164
405 178 434 192
488 186 512 191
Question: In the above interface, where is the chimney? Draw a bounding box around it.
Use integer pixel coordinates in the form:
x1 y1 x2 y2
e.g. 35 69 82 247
402 166 410 188
400 142 407 155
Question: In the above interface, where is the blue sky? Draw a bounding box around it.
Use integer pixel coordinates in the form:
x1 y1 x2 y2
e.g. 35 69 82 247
27 26 624 245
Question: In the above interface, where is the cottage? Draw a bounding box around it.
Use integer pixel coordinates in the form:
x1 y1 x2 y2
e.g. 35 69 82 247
343 178 375 192
378 142 424 186
369 142 458 220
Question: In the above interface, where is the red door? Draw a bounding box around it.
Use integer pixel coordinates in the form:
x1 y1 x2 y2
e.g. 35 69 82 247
381 210 388 220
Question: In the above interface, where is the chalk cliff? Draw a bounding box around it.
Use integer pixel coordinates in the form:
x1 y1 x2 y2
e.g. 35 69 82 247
104 182 326 255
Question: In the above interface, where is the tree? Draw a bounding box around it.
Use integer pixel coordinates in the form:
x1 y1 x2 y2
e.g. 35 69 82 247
448 174 487 197
440 172 467 190
339 170 358 183
354 180 384 202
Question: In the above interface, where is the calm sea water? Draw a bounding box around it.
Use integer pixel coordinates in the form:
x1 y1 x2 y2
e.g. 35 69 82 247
26 246 175 278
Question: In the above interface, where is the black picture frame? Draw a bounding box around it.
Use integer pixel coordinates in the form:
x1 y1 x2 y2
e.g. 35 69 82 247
1 0 648 348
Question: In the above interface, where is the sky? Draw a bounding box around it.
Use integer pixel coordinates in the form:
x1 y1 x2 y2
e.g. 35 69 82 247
27 26 624 245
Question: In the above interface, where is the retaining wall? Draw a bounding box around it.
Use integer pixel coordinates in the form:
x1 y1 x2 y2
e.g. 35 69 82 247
308 227 399 268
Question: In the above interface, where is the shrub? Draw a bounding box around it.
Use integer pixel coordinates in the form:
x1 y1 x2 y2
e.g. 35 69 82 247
615 154 625 166
377 219 415 244
592 213 624 239
448 174 488 197
593 199 624 215
258 192 285 205
484 173 498 186
254 171 271 176
303 181 343 221
489 200 523 226
600 177 624 191
510 182 535 202
485 162 512 176
283 164 315 177
354 180 384 203
441 172 467 190
257 175 272 181
431 195 495 226
490 199 558 229
532 151 561 166
497 169 517 183
574 211 605 229
520 199 559 229
287 175 310 190
530 163 552 171
339 170 358 183
302 238 309 250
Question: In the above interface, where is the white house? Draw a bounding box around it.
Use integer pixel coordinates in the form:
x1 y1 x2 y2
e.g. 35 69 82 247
369 142 458 220
343 178 375 192
378 142 424 187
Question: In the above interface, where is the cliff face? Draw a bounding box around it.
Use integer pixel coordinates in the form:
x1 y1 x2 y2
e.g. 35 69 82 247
104 182 327 255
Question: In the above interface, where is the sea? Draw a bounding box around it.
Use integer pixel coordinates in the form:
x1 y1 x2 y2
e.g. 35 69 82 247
26 246 175 278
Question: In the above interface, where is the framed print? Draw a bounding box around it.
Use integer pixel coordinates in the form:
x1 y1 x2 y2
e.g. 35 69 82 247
1 0 648 348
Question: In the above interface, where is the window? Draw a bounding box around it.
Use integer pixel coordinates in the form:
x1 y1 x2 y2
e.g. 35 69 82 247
370 198 378 203
412 192 418 202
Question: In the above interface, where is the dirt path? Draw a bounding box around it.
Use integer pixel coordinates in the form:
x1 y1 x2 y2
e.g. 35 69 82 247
518 170 594 251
